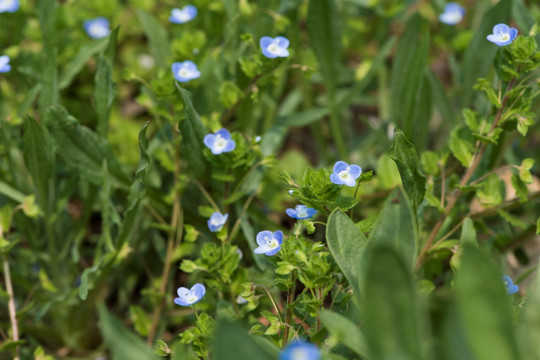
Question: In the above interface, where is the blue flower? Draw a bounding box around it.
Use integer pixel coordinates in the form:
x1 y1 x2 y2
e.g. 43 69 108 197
171 61 201 83
0 0 19 13
207 212 228 232
487 24 518 46
174 283 206 306
84 17 111 39
280 340 321 360
260 36 290 59
439 3 465 25
502 275 519 295
203 129 236 155
254 230 283 256
286 205 317 220
0 55 11 73
330 161 362 187
169 5 197 24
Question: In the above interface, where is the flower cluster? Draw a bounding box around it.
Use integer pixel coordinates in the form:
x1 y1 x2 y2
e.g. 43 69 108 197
174 283 206 306
84 17 111 39
169 5 197 24
171 61 201 83
0 0 19 13
0 55 11 73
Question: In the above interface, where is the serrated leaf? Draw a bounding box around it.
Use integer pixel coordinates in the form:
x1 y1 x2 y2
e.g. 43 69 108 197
388 128 426 209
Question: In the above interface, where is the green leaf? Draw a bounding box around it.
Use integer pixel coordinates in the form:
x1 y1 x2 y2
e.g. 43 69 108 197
326 209 368 296
176 85 207 177
45 107 130 186
307 0 341 97
368 189 418 267
136 9 170 68
524 264 540 357
455 245 521 360
37 0 58 114
59 38 108 89
362 246 424 360
461 0 511 106
95 27 119 137
320 310 367 357
388 128 426 209
460 218 478 247
213 320 274 360
390 14 431 150
511 174 529 203
450 126 474 167
98 305 160 360
135 122 150 185
519 158 534 184
23 116 53 210
476 174 502 206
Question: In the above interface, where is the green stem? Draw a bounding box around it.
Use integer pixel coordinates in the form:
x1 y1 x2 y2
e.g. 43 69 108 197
281 273 297 348
1 225 20 360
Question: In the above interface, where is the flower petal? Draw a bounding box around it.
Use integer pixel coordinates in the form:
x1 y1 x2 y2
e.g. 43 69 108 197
273 231 284 245
348 165 362 179
177 287 189 298
330 173 345 185
256 231 274 246
203 134 216 149
216 128 231 140
275 36 290 49
285 208 297 218
260 36 274 49
333 161 349 174
191 283 206 299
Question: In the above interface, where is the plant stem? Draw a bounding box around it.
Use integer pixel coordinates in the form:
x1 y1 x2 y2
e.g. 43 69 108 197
1 224 20 360
281 274 297 348
415 75 518 270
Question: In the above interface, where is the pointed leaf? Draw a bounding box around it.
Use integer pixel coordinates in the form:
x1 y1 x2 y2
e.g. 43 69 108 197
320 310 367 357
136 9 170 68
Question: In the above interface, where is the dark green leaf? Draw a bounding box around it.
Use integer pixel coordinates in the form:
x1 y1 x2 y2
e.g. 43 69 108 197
455 245 521 360
460 218 477 247
213 320 274 360
320 310 367 357
59 38 108 89
176 84 207 177
136 9 170 68
524 265 540 357
388 128 426 209
362 246 424 360
98 305 160 360
326 210 367 296
368 189 418 267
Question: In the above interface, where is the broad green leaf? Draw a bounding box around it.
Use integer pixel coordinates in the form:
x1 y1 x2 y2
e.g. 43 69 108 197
176 85 207 177
136 9 170 68
320 310 367 357
390 14 431 150
368 189 418 267
455 245 521 360
98 305 160 360
326 210 368 296
461 0 511 106
460 218 477 247
525 261 540 357
23 116 53 210
307 0 341 97
388 128 426 209
362 246 424 360
95 27 119 137
213 320 274 360
18 84 41 118
59 38 108 89
449 126 474 167
426 70 456 125
45 107 130 186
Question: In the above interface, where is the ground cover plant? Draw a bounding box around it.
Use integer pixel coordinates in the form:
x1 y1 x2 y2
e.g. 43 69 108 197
1 0 540 359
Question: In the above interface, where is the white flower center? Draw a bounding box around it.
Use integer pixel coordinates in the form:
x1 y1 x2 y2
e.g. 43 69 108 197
290 348 309 360
500 33 510 41
178 68 191 78
214 135 227 150
296 208 308 218
268 43 279 53
185 293 198 304
89 23 109 38
176 11 191 22
339 170 350 180
265 236 278 249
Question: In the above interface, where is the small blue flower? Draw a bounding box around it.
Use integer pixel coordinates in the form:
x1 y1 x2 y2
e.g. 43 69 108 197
0 0 19 13
254 230 283 256
260 36 290 59
171 61 201 83
84 17 111 39
207 212 228 232
169 5 197 24
503 275 519 295
280 340 321 360
330 161 362 187
174 283 206 306
286 205 317 220
0 55 11 73
487 24 518 46
439 3 465 25
203 129 236 155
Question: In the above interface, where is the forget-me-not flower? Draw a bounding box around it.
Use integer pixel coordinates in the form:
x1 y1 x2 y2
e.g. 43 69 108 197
487 24 518 46
84 17 111 39
280 340 321 360
171 61 201 83
260 36 290 59
286 205 317 220
207 212 228 232
174 283 206 306
439 3 465 25
203 129 236 155
503 275 519 295
330 161 362 187
169 5 197 24
254 230 283 256
0 0 19 13
0 55 11 73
